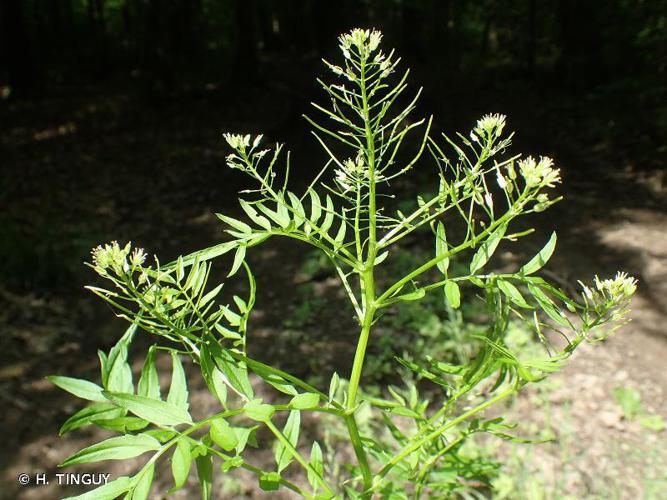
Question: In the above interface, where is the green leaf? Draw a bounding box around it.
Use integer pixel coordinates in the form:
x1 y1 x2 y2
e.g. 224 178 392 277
103 391 193 426
435 222 449 275
196 455 213 500
94 416 149 433
60 434 161 466
328 373 340 403
216 213 252 234
137 346 160 400
259 472 281 492
131 463 154 500
288 191 306 227
613 386 642 419
209 345 254 400
210 418 239 451
470 224 507 274
59 403 125 435
98 351 108 387
275 198 291 228
497 280 532 309
143 429 177 443
244 399 275 422
233 426 259 454
308 442 324 490
108 355 133 395
221 455 244 472
309 189 322 225
320 195 335 233
199 345 228 407
334 219 347 245
48 376 106 402
250 362 298 395
228 245 246 277
257 202 287 228
395 288 426 302
239 199 272 230
444 281 461 309
275 410 300 472
175 256 185 282
527 284 572 328
104 324 136 391
638 414 665 432
199 283 223 308
63 476 131 500
170 438 192 491
375 251 389 265
289 392 320 410
520 232 557 275
167 352 189 411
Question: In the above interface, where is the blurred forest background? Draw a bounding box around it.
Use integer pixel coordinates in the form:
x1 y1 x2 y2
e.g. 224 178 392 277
1 1 666 499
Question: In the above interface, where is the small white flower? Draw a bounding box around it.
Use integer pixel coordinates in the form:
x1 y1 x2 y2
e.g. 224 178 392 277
496 171 507 189
581 283 594 300
130 248 146 267
368 31 382 52
474 113 506 138
484 193 494 210
518 156 561 188
91 241 131 273
379 59 392 77
594 272 638 299
223 133 251 150
339 28 383 57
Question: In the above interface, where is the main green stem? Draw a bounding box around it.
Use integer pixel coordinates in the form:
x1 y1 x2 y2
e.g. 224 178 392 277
344 48 377 498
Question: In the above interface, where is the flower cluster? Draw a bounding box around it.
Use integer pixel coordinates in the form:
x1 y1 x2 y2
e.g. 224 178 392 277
335 152 367 192
91 241 147 275
594 272 638 300
473 113 506 140
580 271 637 321
339 28 382 59
223 133 251 151
91 241 130 273
517 156 561 188
223 134 270 173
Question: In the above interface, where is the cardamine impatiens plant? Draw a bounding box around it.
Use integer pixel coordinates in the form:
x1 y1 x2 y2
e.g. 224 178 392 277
49 29 636 499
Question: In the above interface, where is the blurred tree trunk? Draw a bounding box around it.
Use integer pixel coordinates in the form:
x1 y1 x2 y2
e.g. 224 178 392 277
1 0 37 97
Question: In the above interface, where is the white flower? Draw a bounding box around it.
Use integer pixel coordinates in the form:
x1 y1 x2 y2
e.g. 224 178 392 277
130 248 147 267
594 272 638 299
581 283 594 300
223 133 252 151
335 169 352 192
368 31 382 52
380 59 393 77
496 171 507 190
474 113 506 138
339 28 383 58
91 241 131 273
518 156 561 188
484 193 494 210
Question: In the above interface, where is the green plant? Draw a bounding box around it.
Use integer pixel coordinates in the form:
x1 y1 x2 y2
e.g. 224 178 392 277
613 386 665 431
50 29 637 499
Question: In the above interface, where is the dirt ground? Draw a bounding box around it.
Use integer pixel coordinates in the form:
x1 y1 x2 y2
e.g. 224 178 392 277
1 77 665 499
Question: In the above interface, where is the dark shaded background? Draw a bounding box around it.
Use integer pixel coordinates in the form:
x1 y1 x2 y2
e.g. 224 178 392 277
1 0 665 291
1 1 666 499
